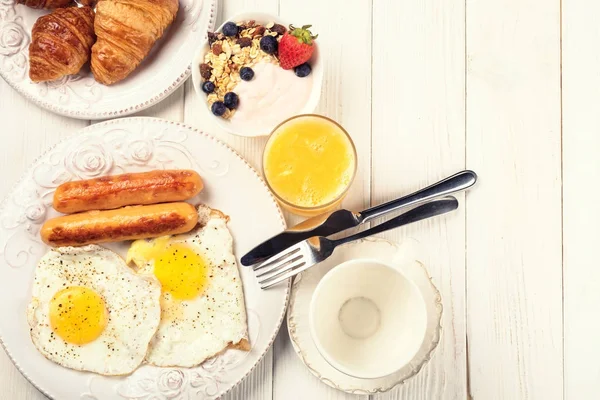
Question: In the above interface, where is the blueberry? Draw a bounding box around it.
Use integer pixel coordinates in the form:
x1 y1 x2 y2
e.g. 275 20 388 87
222 22 239 37
211 101 227 116
260 36 278 54
201 81 215 94
223 92 239 109
294 63 312 78
240 67 254 81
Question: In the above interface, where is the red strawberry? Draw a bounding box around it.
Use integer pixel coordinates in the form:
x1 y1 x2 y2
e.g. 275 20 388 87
278 25 318 70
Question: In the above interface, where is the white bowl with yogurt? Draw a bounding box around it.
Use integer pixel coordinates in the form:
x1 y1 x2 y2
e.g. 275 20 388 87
192 12 324 137
309 259 428 379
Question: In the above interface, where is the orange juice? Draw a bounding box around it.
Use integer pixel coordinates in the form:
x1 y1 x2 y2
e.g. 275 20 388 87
263 115 356 216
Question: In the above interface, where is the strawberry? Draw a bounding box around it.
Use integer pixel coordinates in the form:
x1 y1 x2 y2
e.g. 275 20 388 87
278 25 318 70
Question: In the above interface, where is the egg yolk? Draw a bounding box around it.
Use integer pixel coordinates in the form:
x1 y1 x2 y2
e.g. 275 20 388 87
153 243 208 300
49 286 107 345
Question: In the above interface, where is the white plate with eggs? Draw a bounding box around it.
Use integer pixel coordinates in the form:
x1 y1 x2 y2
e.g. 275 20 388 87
0 117 289 400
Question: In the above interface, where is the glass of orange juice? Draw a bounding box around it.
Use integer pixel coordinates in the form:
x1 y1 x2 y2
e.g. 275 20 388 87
262 114 357 216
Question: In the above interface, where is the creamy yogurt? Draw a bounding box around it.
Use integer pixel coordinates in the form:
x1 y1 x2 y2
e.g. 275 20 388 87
229 62 313 134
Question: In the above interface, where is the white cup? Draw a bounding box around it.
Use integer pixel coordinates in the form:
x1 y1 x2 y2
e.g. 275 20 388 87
309 259 427 379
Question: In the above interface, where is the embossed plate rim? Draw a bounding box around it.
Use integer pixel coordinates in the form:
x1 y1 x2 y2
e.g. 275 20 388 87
0 0 217 119
0 116 290 399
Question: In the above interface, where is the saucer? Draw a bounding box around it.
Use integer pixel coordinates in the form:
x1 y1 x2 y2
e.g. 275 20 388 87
287 237 443 394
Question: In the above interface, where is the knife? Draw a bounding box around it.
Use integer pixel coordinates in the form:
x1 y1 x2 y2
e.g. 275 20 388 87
240 170 477 266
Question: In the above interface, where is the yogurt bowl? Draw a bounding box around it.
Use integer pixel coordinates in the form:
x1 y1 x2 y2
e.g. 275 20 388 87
192 12 324 137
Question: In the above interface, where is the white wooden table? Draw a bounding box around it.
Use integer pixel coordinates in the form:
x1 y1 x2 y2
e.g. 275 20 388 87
1 0 597 398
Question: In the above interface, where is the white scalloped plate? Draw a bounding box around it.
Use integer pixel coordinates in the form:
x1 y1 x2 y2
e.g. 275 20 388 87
0 117 290 400
287 238 443 394
0 0 216 119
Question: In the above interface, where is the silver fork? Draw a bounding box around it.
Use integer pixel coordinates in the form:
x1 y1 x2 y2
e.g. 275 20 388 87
255 196 459 289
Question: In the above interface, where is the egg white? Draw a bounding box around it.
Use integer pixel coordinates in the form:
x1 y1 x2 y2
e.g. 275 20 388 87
27 245 162 375
128 205 249 367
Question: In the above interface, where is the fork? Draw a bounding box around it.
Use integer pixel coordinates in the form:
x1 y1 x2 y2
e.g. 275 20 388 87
254 196 459 289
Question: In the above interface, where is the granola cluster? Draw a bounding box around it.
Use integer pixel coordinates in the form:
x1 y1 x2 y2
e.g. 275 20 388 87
199 21 287 119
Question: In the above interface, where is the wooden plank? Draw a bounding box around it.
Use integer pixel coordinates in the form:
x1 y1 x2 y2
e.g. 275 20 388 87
0 79 88 400
183 1 278 399
270 0 372 399
465 0 563 398
370 0 467 399
562 0 600 397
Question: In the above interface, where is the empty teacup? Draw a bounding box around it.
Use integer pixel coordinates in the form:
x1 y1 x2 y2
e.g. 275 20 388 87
309 259 427 379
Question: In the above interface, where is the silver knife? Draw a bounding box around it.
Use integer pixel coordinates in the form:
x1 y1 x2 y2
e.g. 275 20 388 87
240 170 477 266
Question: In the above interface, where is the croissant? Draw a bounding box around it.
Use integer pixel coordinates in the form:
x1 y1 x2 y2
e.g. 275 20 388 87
91 0 179 85
17 0 73 9
29 7 95 83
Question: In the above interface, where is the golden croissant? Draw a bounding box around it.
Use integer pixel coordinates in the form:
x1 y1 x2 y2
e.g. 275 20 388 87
29 7 96 83
91 0 179 85
17 0 73 9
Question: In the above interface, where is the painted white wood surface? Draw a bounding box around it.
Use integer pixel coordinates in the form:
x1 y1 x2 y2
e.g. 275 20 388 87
371 1 467 399
562 0 600 398
465 0 563 399
1 0 597 399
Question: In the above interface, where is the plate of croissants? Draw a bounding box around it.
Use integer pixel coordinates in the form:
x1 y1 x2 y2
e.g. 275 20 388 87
0 0 216 119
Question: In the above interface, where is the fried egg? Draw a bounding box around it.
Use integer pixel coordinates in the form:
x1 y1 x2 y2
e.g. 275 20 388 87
126 204 249 367
27 245 162 375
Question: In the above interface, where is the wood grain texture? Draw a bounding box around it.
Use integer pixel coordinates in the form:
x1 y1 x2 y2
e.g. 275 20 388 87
273 0 372 398
562 0 600 397
370 0 467 399
465 0 563 399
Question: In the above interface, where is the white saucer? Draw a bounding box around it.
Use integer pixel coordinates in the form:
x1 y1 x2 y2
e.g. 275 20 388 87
287 237 443 394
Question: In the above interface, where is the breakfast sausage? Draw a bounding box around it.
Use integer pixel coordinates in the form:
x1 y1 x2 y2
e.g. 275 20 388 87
41 203 198 247
53 170 203 213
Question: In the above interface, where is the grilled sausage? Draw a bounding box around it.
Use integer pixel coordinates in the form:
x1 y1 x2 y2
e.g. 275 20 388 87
53 170 203 213
41 203 198 247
